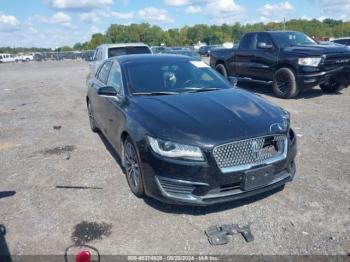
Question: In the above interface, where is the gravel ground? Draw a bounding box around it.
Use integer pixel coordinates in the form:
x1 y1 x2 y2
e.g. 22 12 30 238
0 60 349 257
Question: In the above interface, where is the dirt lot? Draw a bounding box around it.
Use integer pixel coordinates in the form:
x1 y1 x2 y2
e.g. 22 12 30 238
0 60 349 257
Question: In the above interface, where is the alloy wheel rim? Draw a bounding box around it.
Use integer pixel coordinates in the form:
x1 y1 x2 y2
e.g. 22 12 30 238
276 73 290 94
124 142 140 190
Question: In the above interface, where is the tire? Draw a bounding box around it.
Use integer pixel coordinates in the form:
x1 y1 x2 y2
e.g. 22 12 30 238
320 79 345 93
272 68 299 99
123 137 145 197
215 63 228 78
87 101 99 133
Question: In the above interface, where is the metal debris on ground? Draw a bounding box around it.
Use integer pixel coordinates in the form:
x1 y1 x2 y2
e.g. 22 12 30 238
65 153 71 160
205 223 254 245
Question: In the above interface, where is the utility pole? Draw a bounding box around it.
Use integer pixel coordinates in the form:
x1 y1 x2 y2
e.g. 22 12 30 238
283 18 286 31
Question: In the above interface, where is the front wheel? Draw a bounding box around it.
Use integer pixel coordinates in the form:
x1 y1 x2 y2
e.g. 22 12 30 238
272 68 299 99
123 137 144 198
215 63 228 78
320 79 345 93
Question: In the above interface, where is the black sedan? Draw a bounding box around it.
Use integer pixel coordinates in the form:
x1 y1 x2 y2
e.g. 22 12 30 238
86 54 297 206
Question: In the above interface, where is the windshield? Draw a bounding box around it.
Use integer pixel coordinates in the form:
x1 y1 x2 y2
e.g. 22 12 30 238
271 32 317 48
108 46 151 58
126 60 231 95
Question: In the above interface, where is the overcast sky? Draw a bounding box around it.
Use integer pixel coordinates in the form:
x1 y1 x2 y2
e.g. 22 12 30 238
0 0 349 47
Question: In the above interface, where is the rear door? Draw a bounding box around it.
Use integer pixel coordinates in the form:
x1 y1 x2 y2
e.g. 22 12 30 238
234 33 257 77
90 61 113 132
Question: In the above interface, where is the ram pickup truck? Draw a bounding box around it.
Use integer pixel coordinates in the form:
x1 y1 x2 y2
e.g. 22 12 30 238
210 31 350 98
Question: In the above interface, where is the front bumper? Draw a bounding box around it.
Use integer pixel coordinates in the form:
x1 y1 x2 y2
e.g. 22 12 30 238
138 130 297 206
296 66 350 90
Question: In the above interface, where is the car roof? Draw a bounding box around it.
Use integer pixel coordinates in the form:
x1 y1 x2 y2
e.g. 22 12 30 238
97 43 149 49
109 54 195 64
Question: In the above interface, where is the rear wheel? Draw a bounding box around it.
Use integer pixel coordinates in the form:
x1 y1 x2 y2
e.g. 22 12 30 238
320 78 345 93
272 68 299 99
123 137 144 197
87 101 99 133
215 63 228 78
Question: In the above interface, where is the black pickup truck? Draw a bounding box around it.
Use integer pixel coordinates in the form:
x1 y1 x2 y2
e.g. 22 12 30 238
210 31 350 98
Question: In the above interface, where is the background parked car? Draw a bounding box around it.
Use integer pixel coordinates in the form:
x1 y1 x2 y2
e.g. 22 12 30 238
198 45 212 56
0 53 17 63
33 53 45 62
151 46 167 54
163 49 201 60
20 54 34 62
90 43 152 74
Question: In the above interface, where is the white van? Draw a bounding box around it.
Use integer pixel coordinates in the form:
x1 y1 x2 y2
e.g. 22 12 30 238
0 53 17 63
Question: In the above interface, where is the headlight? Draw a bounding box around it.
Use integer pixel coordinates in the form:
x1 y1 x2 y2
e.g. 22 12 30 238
148 136 204 161
298 57 322 67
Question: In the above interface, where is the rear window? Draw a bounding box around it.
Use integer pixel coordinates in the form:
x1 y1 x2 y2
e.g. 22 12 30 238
108 46 151 58
333 39 350 46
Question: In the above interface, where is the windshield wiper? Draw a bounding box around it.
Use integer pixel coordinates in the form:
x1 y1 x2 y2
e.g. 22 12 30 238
183 87 221 93
132 91 179 96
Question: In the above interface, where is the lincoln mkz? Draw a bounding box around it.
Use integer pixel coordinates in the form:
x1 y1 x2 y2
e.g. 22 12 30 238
86 54 297 205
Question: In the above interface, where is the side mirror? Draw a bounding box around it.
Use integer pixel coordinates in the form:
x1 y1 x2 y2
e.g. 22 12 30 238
98 86 117 97
227 76 238 87
257 42 273 49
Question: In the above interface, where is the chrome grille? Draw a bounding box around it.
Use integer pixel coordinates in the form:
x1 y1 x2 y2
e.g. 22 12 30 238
213 135 287 173
324 54 350 65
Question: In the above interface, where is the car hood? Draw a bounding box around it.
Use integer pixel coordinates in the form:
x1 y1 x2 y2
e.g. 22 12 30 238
130 89 287 147
283 44 350 56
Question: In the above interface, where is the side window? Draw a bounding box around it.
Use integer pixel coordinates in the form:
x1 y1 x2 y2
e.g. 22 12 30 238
94 48 102 61
97 61 112 84
239 34 257 50
107 62 123 94
256 33 273 48
93 49 98 61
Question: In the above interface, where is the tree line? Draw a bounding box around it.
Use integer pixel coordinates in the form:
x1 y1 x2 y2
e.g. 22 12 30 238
1 18 350 53
61 18 350 51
